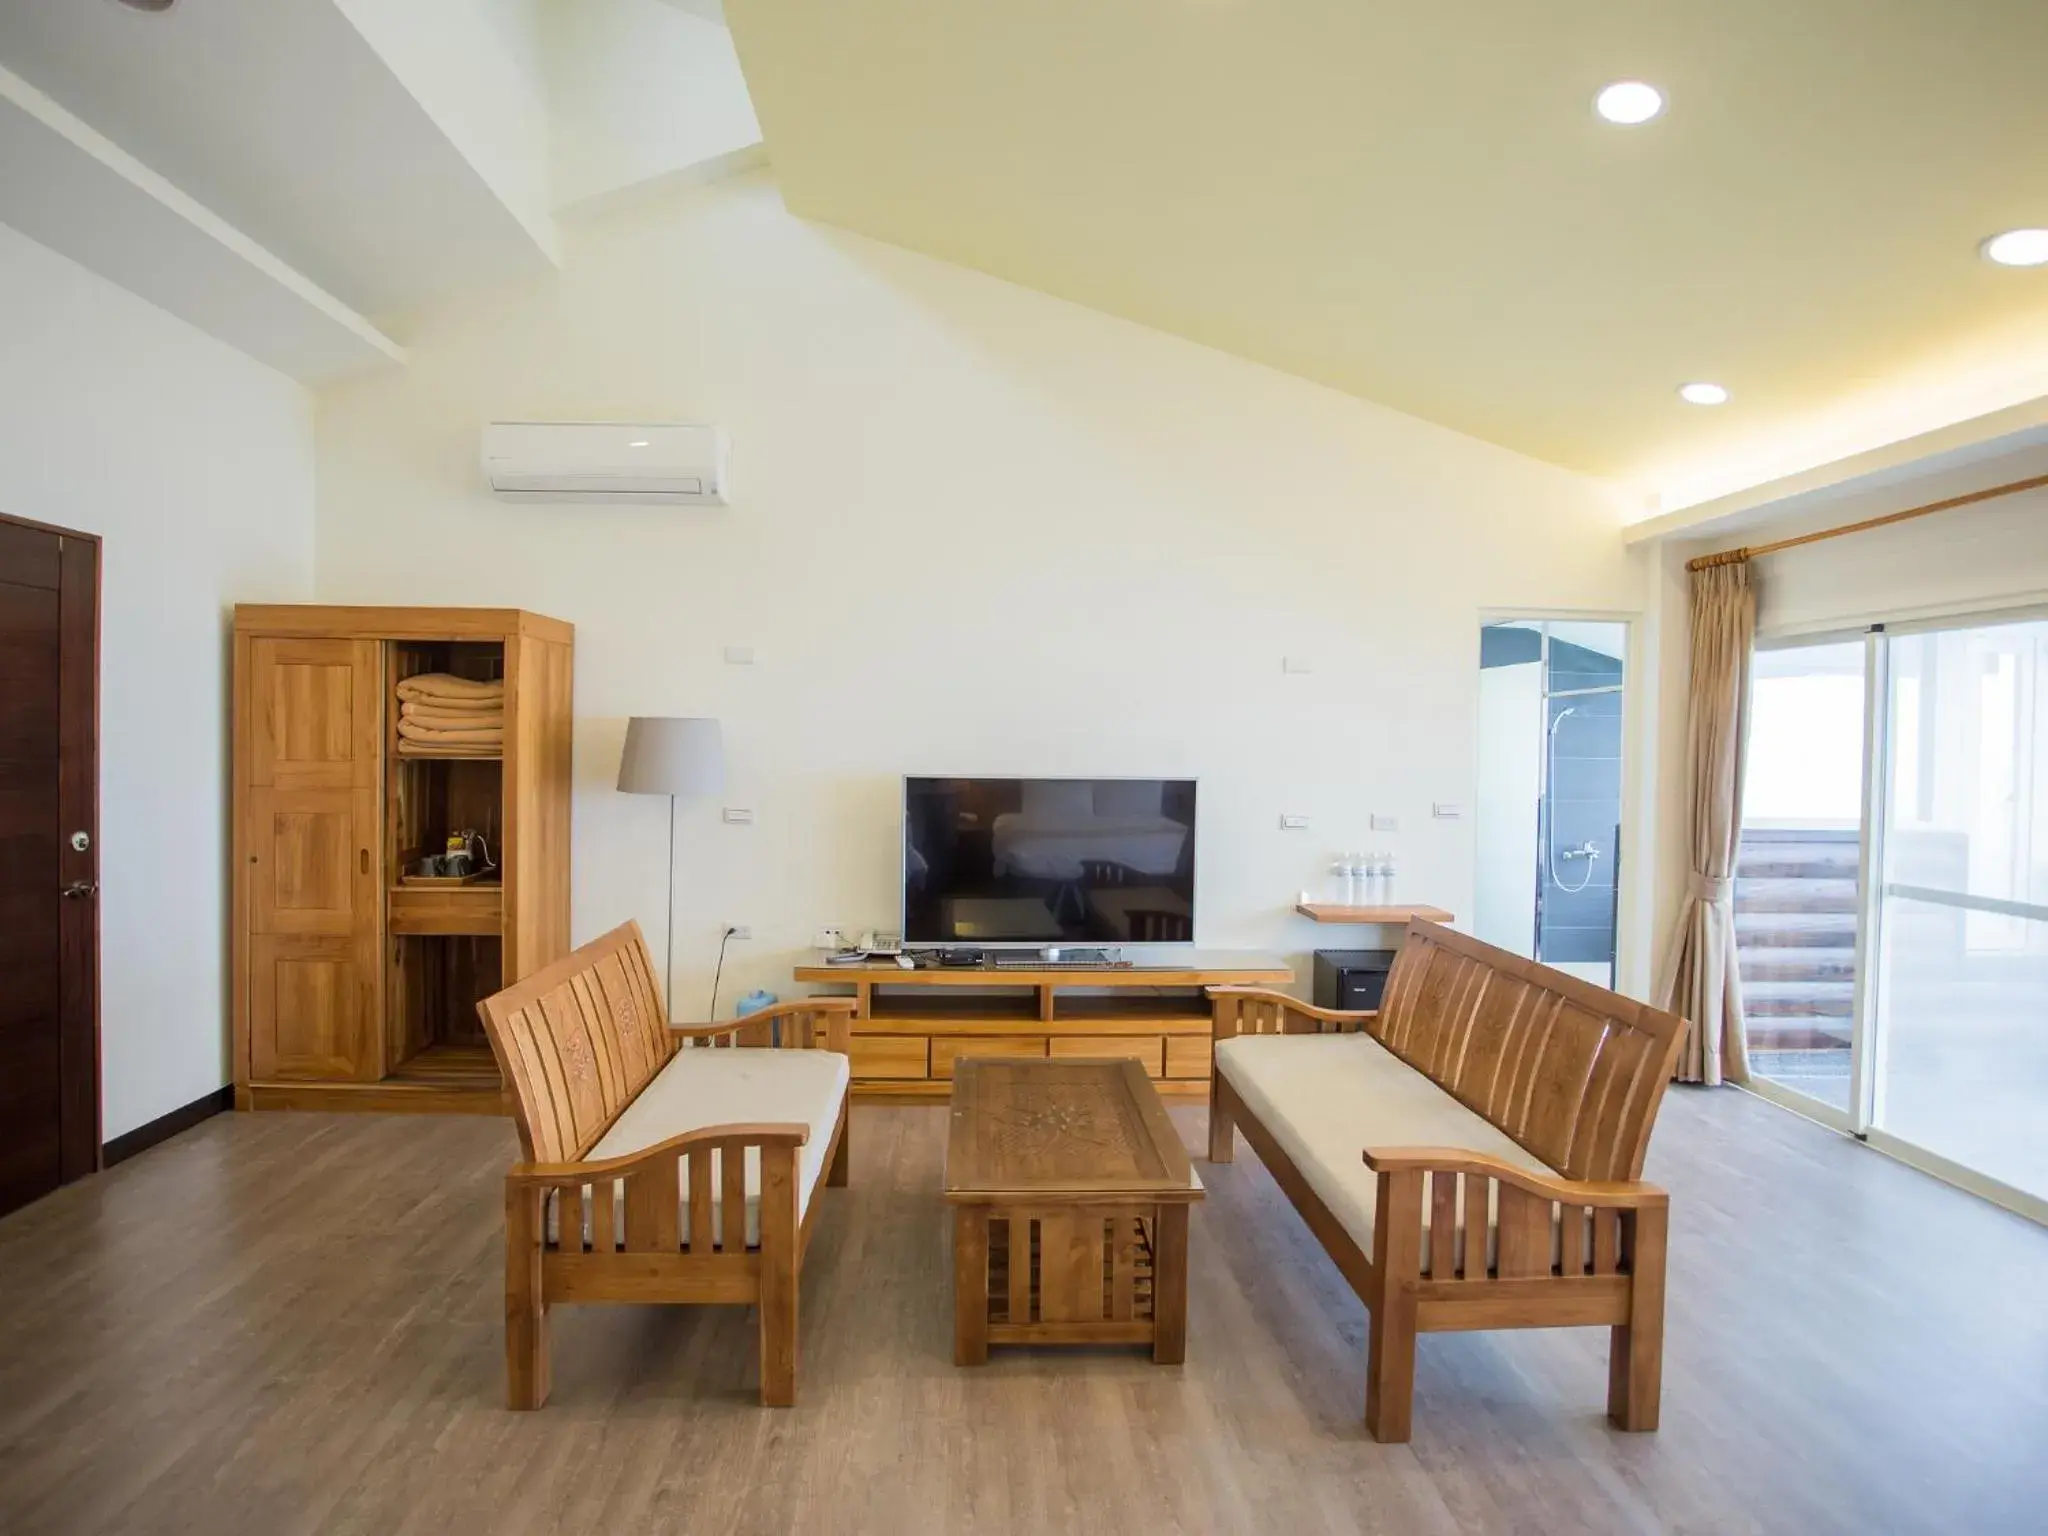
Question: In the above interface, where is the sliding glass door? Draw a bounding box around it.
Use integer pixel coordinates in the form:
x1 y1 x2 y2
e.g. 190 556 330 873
1738 610 2048 1221
1739 639 1869 1120
1869 619 2048 1206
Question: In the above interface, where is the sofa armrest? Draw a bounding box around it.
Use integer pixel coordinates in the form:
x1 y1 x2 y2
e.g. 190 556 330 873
670 997 856 1053
508 1120 814 1260
1208 986 1376 1039
1361 1146 1667 1209
508 1122 811 1186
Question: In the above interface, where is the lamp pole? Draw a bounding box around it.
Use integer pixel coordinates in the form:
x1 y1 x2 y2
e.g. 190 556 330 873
615 716 725 1027
664 791 677 1021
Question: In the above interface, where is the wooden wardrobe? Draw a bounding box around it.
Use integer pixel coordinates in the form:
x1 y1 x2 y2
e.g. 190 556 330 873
230 606 573 1114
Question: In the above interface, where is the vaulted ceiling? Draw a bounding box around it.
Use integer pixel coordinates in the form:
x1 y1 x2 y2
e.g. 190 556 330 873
724 0 2048 503
0 0 759 383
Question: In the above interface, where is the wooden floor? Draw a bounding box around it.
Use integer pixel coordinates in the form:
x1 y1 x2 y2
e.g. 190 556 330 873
2 1091 2045 1535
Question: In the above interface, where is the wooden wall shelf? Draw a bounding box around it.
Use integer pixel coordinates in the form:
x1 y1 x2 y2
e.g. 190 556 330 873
1296 902 1454 924
793 953 1292 1101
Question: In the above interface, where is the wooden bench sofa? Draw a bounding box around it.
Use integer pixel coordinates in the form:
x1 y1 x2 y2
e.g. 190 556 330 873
476 921 853 1409
1208 920 1684 1442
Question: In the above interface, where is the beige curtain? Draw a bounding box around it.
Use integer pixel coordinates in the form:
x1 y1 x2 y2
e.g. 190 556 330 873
1659 560 1756 1084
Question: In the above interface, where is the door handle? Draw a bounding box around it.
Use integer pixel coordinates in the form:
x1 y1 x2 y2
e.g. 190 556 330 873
63 881 98 899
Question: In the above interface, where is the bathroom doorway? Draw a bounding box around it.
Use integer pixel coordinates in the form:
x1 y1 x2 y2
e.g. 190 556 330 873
1474 619 1626 987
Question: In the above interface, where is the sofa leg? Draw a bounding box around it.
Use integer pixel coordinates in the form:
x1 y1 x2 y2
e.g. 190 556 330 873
1607 1203 1668 1432
505 1184 550 1411
1206 1075 1234 1163
758 1146 800 1407
828 1094 850 1187
759 1275 798 1408
1364 1294 1417 1442
1364 1168 1423 1442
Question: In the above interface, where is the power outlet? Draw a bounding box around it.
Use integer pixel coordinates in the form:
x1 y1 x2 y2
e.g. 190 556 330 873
725 924 752 941
813 926 845 950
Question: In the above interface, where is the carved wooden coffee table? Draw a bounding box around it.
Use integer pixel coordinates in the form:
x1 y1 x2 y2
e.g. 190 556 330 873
945 1057 1203 1365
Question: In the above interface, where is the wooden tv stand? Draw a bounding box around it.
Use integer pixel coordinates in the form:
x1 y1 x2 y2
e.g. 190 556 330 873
791 952 1293 1101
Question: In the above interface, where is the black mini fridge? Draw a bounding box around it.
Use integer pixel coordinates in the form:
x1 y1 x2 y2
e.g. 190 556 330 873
1312 948 1397 1012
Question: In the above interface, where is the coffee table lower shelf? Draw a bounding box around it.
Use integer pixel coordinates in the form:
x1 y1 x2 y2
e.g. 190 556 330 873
952 1203 1189 1363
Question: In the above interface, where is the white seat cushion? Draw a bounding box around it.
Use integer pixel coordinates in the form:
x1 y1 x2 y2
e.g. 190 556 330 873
1216 1032 1555 1262
551 1048 850 1250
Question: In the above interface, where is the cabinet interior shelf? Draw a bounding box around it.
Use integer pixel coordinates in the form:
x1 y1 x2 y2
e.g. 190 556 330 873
1296 902 1454 924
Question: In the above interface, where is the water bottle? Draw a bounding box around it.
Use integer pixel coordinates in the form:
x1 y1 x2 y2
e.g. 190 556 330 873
1330 855 1352 905
1381 850 1399 905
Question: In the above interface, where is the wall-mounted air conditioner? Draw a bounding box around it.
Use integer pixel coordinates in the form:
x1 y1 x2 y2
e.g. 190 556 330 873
481 422 729 505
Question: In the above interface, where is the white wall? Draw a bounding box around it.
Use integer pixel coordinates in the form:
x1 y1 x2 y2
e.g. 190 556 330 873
542 0 761 214
314 173 1652 1013
0 222 316 1139
1750 448 2048 638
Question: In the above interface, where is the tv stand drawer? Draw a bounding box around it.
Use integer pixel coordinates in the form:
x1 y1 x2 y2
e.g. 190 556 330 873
1048 1034 1165 1076
850 1036 931 1079
932 1036 1047 1079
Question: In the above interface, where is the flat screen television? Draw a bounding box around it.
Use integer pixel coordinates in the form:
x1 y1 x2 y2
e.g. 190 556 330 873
902 777 1197 946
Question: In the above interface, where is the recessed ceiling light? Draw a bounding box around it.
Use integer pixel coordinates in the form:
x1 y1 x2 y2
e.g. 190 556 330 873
1982 229 2048 268
1678 382 1730 406
1595 81 1664 126
627 439 650 448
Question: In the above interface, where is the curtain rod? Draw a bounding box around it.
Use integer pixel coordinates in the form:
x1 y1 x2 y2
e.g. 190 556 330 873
1684 472 2048 572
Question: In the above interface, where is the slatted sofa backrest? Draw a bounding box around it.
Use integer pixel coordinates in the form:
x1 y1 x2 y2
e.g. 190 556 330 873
1373 921 1685 1182
476 920 677 1163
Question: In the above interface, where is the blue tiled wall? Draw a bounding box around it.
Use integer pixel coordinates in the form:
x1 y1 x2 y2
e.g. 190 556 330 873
1540 673 1621 966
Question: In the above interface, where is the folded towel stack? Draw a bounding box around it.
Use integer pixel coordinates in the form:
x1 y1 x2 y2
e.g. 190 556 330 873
396 673 505 757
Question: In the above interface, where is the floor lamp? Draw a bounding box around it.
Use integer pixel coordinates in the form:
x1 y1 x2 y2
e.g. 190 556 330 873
616 716 725 1022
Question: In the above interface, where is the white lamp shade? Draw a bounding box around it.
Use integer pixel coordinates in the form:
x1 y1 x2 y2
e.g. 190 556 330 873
617 717 724 797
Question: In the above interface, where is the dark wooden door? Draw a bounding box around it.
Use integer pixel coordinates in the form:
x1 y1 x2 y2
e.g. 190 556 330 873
0 516 98 1218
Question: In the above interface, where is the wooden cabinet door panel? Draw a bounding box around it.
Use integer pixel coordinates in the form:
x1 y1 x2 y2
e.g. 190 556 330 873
248 789 378 936
249 935 377 1081
249 637 379 790
240 633 383 1084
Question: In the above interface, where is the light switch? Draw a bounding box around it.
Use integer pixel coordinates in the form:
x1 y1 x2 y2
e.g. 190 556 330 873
1433 802 1464 819
1282 656 1313 674
724 645 755 665
1371 814 1399 832
722 807 754 824
1279 813 1309 830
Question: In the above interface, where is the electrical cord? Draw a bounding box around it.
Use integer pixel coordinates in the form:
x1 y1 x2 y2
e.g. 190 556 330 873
708 924 736 1022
